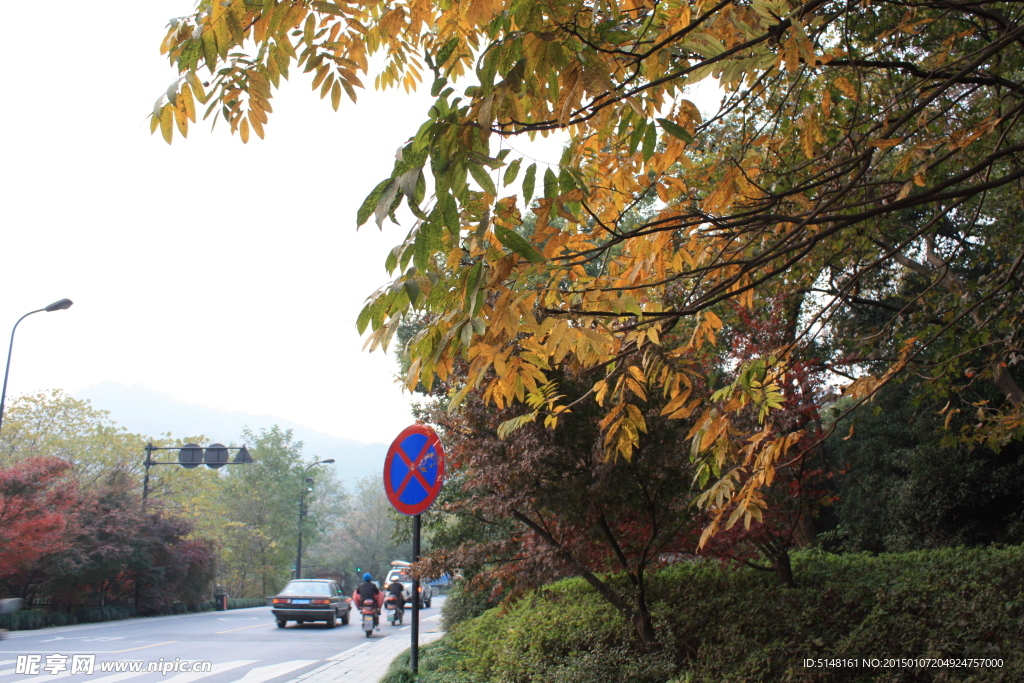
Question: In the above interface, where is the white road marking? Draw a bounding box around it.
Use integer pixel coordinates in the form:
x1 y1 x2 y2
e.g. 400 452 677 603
224 660 318 683
82 670 156 683
161 660 258 683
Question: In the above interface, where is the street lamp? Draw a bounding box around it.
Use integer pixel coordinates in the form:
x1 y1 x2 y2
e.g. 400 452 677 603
295 458 335 580
0 298 73 434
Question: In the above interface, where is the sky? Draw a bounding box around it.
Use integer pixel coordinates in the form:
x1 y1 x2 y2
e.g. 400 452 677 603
0 1 453 443
0 1 717 446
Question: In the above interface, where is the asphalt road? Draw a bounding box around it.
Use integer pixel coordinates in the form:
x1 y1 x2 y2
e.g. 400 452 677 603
0 599 444 683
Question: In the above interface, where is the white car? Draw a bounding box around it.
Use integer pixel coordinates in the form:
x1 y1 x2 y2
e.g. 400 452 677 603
385 563 433 609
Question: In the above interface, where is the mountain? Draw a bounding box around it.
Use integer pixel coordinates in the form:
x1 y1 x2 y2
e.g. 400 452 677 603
73 382 388 488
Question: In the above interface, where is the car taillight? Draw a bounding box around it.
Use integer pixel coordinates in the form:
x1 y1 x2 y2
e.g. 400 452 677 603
272 599 289 604
311 599 330 605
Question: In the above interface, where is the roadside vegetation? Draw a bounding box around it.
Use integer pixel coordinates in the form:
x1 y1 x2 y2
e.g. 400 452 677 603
382 545 1024 683
0 390 409 628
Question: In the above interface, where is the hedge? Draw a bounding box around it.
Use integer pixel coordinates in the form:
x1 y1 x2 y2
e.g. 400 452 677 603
420 545 1024 682
0 597 266 632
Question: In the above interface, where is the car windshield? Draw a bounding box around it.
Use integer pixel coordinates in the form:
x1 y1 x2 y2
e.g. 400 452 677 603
279 582 331 596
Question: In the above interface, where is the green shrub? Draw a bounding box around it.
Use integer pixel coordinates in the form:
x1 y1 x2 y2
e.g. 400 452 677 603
74 605 137 623
0 596 262 632
227 597 265 609
440 580 502 631
428 546 1024 682
0 609 77 631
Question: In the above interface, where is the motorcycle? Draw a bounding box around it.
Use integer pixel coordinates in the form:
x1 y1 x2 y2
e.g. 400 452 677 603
384 594 404 626
360 599 378 638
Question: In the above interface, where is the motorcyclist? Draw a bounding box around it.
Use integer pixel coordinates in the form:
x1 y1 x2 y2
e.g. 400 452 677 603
385 579 406 621
352 573 382 630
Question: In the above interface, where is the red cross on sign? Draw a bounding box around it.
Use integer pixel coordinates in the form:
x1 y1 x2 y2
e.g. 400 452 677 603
383 424 446 516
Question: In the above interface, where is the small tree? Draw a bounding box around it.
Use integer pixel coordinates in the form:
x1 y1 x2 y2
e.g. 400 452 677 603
0 457 75 599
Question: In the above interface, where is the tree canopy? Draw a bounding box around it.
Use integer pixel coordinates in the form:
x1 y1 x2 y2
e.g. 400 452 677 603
155 0 1024 542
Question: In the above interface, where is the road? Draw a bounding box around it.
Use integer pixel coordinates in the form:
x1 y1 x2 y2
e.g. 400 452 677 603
0 599 444 683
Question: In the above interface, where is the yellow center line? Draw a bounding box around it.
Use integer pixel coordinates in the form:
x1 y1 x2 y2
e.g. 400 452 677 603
112 641 178 653
216 623 270 634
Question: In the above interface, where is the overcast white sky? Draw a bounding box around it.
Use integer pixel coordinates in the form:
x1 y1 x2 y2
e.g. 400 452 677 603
0 2 717 445
0 1 460 443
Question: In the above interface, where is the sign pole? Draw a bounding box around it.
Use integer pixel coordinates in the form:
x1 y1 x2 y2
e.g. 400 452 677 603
411 513 421 674
382 424 445 675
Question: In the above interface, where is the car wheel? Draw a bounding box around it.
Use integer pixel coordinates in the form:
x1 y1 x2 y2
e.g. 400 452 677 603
341 611 350 625
425 598 432 609
276 619 287 628
326 613 337 628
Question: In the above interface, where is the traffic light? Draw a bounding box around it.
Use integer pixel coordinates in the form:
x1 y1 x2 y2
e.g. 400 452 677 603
355 567 361 573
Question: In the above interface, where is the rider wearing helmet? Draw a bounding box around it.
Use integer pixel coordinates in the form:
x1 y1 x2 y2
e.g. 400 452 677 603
385 577 406 621
352 573 383 630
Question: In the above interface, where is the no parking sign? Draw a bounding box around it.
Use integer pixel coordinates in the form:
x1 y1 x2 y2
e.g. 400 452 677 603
383 424 446 516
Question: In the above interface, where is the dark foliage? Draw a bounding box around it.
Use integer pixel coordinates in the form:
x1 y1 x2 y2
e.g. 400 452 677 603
822 382 1024 553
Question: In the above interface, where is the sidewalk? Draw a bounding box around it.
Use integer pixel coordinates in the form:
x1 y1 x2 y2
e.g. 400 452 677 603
287 614 445 683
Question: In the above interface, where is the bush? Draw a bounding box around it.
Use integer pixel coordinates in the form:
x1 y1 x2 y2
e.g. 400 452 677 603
380 639 479 683
440 580 502 631
0 596 263 633
426 545 1024 682
74 605 137 623
0 609 77 631
227 597 265 609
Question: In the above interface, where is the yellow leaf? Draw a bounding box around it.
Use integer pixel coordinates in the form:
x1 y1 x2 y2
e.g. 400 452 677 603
834 76 857 99
869 138 903 148
159 106 174 144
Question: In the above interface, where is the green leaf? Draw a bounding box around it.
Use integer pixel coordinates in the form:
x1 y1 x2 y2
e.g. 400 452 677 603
543 167 558 198
375 180 400 227
468 163 497 195
430 77 448 97
404 279 421 306
628 120 646 155
497 411 538 439
522 163 537 205
356 303 373 334
503 158 522 187
657 117 693 143
439 193 459 233
436 38 459 68
495 226 545 263
558 168 575 194
642 124 657 161
385 245 400 274
357 178 392 226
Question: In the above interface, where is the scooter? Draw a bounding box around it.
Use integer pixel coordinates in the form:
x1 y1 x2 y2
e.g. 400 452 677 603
384 594 403 626
360 599 378 638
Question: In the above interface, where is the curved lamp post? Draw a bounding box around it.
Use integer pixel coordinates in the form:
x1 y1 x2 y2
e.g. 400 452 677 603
0 299 73 434
295 458 335 579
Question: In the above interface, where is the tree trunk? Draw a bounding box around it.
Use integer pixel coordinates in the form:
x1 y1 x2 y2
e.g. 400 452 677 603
511 510 662 650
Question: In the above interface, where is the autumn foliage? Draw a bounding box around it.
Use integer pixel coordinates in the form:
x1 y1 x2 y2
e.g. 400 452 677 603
154 0 1024 542
0 458 214 615
0 458 74 582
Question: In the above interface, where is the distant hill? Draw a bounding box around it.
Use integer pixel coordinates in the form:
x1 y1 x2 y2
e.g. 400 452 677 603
73 382 388 488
